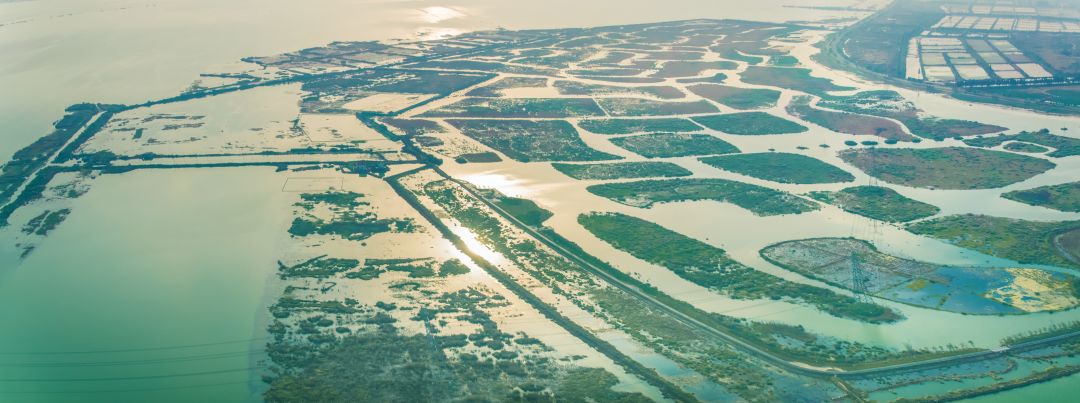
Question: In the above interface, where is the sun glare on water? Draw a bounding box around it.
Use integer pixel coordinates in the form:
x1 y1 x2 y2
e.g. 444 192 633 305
452 226 505 266
459 172 537 198
417 6 466 23
416 27 465 40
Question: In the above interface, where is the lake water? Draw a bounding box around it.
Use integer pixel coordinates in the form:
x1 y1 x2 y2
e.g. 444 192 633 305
0 167 292 402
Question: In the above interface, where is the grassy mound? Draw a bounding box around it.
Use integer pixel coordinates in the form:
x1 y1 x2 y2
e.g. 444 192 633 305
610 133 740 158
693 112 808 135
700 153 854 184
553 161 692 180
586 178 818 216
839 147 1054 190
809 186 940 222
577 118 702 134
907 214 1080 270
1003 182 1080 213
687 84 780 110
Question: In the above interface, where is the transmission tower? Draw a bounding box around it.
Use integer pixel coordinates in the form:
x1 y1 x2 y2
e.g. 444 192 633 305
850 146 878 304
866 146 884 245
850 251 874 303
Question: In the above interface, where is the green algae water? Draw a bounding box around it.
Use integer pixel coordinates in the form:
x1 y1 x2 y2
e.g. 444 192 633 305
0 167 291 402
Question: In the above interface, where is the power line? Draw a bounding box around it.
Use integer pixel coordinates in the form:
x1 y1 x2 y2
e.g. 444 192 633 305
0 367 263 383
0 380 251 395
0 338 268 356
0 349 265 368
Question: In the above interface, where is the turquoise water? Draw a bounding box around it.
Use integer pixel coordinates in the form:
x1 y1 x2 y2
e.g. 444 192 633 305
964 373 1080 403
0 167 290 402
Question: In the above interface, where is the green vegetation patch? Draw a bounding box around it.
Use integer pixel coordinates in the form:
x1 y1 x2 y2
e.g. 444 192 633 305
342 257 471 279
710 29 798 65
609 133 739 158
596 98 718 116
422 97 604 118
438 259 471 276
552 161 692 180
809 186 940 222
761 238 1077 315
577 118 702 135
567 67 648 77
345 258 425 280
586 178 818 216
455 152 503 163
693 112 808 135
785 95 911 141
676 73 728 84
385 261 437 278
288 215 409 241
963 130 1080 158
651 60 739 78
415 136 444 147
907 214 1080 270
486 192 554 226
466 77 549 97
554 367 652 402
379 118 444 137
1004 142 1050 153
817 91 1006 139
687 84 781 110
582 50 635 65
21 208 72 236
579 212 898 323
570 76 666 84
265 292 647 402
553 80 685 99
699 153 854 184
278 256 360 279
1003 182 1080 213
303 69 493 97
294 191 369 210
447 119 620 162
1061 229 1080 265
768 55 800 67
1 104 100 210
740 66 854 96
289 191 414 241
839 147 1055 190
408 59 558 76
639 50 705 61
711 44 764 64
515 47 603 68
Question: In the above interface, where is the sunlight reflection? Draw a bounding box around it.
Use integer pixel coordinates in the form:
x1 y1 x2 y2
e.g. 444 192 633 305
415 27 465 40
450 225 505 266
459 172 535 198
448 247 491 281
416 6 466 23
